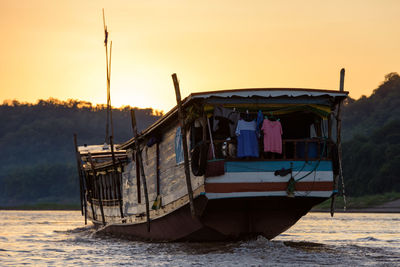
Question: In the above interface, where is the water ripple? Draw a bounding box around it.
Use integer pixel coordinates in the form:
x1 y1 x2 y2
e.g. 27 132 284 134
1 210 399 266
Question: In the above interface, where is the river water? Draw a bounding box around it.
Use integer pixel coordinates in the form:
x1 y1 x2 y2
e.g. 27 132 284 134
0 210 399 266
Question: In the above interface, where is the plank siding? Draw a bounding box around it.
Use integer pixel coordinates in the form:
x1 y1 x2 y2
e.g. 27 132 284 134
121 121 205 217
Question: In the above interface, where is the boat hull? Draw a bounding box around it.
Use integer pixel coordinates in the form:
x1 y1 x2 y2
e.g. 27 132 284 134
95 195 326 241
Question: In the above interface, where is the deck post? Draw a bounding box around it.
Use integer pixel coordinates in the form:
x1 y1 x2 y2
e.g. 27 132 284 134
110 136 124 219
130 109 151 232
73 134 87 224
135 154 141 203
339 68 345 92
156 143 160 196
171 73 196 218
87 173 96 221
88 153 106 225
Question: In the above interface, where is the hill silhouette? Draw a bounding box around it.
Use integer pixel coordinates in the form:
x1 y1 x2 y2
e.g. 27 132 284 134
0 99 161 206
342 73 400 196
342 72 400 141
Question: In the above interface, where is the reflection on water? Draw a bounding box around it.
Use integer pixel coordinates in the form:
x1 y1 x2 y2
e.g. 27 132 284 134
0 210 399 266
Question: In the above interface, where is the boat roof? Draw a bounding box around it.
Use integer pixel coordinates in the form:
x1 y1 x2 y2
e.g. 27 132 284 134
78 144 126 155
189 88 348 99
118 88 348 150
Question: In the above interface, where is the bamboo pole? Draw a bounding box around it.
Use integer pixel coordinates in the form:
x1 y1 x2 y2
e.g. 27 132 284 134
81 171 88 225
171 73 196 218
130 109 151 232
109 41 114 139
135 154 141 203
103 9 110 144
110 135 124 218
88 153 106 225
156 142 160 196
331 68 346 217
102 9 114 143
338 68 347 211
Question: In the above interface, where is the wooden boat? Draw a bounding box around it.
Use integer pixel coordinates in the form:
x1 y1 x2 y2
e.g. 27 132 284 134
75 74 348 241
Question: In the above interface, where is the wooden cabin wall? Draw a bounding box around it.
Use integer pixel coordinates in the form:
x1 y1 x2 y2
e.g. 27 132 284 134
122 121 204 216
91 203 122 219
121 159 142 215
142 143 157 208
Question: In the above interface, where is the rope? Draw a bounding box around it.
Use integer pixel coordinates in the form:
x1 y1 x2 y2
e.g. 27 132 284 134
294 138 327 182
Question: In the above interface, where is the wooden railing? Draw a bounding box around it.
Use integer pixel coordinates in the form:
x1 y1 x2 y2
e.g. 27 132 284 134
86 170 123 206
212 138 333 161
264 138 332 161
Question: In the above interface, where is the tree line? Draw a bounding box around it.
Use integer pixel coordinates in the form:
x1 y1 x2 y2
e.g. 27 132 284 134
341 72 400 196
0 100 161 206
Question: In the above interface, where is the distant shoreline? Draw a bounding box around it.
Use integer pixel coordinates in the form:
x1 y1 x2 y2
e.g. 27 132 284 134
0 203 80 211
311 209 400 213
312 197 400 213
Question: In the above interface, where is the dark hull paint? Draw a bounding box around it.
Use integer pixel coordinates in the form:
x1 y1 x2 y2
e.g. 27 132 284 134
95 196 327 241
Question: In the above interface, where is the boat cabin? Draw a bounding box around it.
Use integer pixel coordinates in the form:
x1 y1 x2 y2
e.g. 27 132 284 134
76 87 348 241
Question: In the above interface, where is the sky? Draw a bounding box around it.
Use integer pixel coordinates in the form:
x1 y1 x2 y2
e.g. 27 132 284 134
1 0 399 112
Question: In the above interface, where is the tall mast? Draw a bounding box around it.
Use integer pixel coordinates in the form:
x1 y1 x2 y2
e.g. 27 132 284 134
103 9 114 144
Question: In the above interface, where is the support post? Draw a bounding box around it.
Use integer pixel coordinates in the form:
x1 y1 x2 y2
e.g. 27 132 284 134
339 68 345 92
331 68 346 217
130 109 151 232
87 173 96 221
135 153 141 203
156 143 160 195
73 134 87 224
88 153 106 225
110 136 124 218
171 73 196 218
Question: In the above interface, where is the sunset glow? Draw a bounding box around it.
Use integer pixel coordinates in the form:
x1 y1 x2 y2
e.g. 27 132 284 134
1 0 400 112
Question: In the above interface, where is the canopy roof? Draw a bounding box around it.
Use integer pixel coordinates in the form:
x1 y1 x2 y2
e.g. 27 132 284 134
78 144 125 155
190 88 348 99
118 88 348 150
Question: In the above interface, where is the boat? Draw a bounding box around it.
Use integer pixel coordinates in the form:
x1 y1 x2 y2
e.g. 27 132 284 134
74 71 348 241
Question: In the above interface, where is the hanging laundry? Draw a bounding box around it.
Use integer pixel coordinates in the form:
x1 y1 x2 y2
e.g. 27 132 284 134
213 106 240 138
256 110 264 137
175 127 184 164
261 119 283 154
235 119 259 158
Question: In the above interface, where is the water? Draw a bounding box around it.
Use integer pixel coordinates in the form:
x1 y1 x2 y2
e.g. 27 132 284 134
0 211 399 266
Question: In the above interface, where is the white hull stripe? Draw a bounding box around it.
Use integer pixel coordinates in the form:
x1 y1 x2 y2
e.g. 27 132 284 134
206 171 333 183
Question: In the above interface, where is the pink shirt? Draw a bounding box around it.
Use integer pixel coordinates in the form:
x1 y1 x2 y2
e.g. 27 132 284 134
261 119 283 153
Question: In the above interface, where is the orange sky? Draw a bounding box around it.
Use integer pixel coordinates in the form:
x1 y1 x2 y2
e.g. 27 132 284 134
1 0 399 112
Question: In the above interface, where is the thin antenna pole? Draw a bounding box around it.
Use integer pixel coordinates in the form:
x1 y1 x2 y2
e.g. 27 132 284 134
109 41 114 139
108 41 112 82
102 8 106 33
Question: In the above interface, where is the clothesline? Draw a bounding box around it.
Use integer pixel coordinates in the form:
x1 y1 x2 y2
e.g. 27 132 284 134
204 104 331 118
